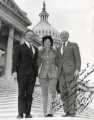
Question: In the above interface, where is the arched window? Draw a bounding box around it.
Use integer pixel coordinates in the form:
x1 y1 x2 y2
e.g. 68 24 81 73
39 30 41 34
55 33 57 37
46 30 48 34
49 30 51 35
42 30 44 34
36 31 37 34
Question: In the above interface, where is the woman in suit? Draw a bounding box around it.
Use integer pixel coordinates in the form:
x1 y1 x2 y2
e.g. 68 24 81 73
37 35 59 117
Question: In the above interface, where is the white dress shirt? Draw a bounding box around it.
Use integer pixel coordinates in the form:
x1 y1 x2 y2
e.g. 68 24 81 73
25 41 35 54
61 41 68 55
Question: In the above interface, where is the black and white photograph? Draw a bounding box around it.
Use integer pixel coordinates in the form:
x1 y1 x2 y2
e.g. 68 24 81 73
0 0 94 120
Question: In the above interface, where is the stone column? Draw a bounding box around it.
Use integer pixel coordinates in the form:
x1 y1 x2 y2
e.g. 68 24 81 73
5 26 14 81
0 19 2 58
0 19 2 30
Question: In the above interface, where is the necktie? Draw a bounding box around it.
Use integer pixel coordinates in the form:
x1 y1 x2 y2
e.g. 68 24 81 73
61 42 65 55
63 42 65 47
30 45 35 54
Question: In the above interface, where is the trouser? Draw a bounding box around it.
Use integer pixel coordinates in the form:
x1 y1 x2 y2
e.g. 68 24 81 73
17 75 36 115
59 73 77 115
39 78 57 116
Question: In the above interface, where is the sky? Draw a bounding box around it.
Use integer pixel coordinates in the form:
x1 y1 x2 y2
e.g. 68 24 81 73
15 0 94 64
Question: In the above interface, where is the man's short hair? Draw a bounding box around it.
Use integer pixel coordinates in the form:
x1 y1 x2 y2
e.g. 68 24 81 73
60 31 69 37
24 29 34 35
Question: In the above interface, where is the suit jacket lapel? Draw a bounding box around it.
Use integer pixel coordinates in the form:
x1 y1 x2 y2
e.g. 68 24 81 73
23 43 30 50
67 41 71 47
30 45 38 59
63 42 71 52
23 43 37 59
59 42 70 56
23 43 34 57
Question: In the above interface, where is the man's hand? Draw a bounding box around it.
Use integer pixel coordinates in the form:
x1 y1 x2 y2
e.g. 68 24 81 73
74 70 79 78
12 72 17 81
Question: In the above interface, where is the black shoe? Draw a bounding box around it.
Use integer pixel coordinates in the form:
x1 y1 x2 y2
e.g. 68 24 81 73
63 113 75 117
25 114 32 118
46 114 53 117
62 112 70 117
17 114 23 119
69 113 75 117
62 114 69 117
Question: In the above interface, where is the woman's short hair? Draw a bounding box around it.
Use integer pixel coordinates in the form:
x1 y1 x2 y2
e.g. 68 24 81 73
42 35 53 47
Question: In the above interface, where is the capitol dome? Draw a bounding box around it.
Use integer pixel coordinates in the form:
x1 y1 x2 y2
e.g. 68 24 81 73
32 2 61 47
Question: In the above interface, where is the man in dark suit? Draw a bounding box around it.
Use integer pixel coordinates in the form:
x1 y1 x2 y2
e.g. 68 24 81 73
12 30 38 118
58 31 81 116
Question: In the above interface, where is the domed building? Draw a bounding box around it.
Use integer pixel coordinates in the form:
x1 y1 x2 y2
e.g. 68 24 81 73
32 2 61 47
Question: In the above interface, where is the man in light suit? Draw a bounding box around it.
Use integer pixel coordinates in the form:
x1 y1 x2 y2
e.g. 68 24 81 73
58 31 81 116
12 30 38 118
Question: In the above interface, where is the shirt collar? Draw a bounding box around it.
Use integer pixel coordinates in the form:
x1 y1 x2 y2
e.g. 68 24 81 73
62 41 69 47
25 41 30 48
